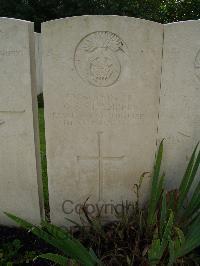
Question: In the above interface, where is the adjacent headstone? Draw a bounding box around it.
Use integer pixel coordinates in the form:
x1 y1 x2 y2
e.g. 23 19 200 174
42 16 163 225
158 21 200 188
0 18 44 225
35 33 43 95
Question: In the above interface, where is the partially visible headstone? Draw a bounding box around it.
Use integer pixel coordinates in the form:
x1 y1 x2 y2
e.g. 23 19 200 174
35 33 43 95
158 21 200 189
0 18 44 225
42 16 163 226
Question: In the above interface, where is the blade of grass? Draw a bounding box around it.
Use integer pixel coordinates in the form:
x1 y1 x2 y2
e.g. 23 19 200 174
168 240 175 266
147 140 164 226
177 143 200 211
43 222 99 263
182 178 200 221
160 210 174 253
175 215 200 258
160 192 167 234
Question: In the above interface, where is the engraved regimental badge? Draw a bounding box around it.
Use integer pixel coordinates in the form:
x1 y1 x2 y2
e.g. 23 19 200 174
195 49 200 81
74 31 127 87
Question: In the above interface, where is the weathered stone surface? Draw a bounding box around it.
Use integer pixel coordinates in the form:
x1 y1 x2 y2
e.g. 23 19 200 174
158 21 200 189
42 16 163 225
0 18 44 225
35 33 43 95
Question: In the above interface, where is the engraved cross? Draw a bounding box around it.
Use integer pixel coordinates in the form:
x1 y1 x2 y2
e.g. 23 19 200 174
77 132 125 201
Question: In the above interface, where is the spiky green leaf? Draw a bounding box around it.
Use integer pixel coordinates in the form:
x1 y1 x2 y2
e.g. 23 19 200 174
147 140 164 226
183 179 200 220
177 143 200 212
160 192 167 234
168 240 175 266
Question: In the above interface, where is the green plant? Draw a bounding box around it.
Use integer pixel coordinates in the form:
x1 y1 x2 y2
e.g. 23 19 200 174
0 239 22 265
4 214 100 266
0 237 45 265
147 141 200 265
5 141 200 265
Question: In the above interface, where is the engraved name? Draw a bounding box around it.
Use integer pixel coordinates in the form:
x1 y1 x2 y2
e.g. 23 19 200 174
52 93 144 126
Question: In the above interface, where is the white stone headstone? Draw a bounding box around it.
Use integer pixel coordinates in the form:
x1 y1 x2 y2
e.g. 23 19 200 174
158 20 200 189
35 33 43 95
0 18 44 225
42 16 163 226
